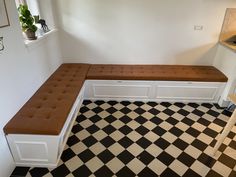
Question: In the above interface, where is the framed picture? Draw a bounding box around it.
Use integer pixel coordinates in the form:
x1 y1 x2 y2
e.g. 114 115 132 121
0 0 9 28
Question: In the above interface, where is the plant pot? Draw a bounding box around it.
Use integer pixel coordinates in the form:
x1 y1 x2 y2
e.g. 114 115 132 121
24 30 37 40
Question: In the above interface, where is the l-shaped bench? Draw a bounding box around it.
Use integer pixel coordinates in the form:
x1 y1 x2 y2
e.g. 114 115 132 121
4 64 228 167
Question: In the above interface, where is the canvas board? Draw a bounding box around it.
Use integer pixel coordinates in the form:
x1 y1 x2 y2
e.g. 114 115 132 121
0 0 9 28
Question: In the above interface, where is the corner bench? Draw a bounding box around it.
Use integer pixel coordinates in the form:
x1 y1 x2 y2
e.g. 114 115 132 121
4 63 227 167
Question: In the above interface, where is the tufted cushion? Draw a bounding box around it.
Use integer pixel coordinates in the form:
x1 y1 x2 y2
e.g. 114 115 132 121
4 63 228 136
4 64 90 135
87 65 228 82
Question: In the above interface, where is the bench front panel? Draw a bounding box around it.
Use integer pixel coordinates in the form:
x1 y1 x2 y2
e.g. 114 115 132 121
85 80 225 103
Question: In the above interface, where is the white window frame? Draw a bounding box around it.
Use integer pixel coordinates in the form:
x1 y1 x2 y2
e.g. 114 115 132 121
15 0 40 16
25 0 40 16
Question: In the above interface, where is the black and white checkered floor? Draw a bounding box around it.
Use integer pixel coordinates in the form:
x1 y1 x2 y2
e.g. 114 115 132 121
11 100 236 177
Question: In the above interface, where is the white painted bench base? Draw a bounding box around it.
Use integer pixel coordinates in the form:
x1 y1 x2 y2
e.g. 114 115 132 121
84 80 226 103
6 86 85 168
6 80 226 167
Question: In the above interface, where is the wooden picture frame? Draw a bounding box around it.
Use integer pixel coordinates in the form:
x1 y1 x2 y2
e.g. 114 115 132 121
0 0 9 28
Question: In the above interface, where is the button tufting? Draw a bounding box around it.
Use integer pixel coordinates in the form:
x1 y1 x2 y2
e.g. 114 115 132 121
3 64 227 135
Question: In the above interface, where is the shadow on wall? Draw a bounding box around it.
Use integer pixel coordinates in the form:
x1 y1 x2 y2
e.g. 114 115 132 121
60 29 110 63
175 44 218 65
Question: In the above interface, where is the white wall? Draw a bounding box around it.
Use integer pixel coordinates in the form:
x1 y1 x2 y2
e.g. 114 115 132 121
0 0 62 176
213 44 236 106
55 0 236 64
38 0 57 29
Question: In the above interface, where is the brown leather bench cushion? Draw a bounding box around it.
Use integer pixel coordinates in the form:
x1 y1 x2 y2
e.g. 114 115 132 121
4 63 228 136
4 64 90 135
87 65 228 82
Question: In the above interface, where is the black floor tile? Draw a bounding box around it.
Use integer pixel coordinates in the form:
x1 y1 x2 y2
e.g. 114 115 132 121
51 164 70 177
11 167 30 177
157 152 175 166
78 149 95 163
136 126 149 136
160 168 180 177
94 165 114 177
100 136 116 148
61 148 76 162
117 150 135 164
173 138 189 150
29 168 49 177
98 149 115 163
177 152 195 166
138 151 155 165
118 136 134 148
152 126 167 136
169 127 184 136
154 138 170 150
82 136 98 147
72 165 92 177
102 125 116 134
197 153 216 168
183 169 201 177
191 139 208 151
119 125 133 135
116 166 135 177
136 137 152 149
206 170 222 177
138 167 158 177
66 135 80 146
218 154 236 169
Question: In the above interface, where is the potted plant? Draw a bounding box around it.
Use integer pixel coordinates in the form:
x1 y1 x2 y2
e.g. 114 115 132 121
18 4 37 40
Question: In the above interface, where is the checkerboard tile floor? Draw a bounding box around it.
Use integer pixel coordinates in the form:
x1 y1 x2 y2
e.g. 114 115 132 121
11 100 236 177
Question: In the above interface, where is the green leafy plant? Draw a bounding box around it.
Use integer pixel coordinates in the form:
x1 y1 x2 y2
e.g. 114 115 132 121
18 4 37 32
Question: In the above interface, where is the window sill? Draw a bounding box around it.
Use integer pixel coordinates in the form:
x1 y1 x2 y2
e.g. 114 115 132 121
24 29 58 48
